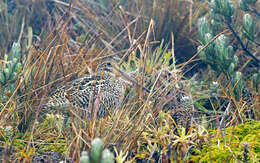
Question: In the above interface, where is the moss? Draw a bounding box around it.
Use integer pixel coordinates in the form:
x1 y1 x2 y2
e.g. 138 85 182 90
190 119 260 162
37 139 67 154
13 139 26 150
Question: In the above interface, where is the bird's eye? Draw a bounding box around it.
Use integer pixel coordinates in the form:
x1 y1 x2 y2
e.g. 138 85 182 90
106 62 112 66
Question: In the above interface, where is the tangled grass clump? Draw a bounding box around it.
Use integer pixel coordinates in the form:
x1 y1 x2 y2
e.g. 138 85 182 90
0 0 259 162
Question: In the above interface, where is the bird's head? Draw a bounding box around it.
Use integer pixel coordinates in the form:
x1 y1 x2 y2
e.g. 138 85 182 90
95 57 150 93
95 57 135 83
96 57 120 75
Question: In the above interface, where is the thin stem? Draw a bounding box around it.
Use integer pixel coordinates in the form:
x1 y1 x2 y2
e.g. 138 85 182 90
251 8 260 17
227 23 259 67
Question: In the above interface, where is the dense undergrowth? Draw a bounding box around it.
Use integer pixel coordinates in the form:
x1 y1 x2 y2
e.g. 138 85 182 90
0 0 259 162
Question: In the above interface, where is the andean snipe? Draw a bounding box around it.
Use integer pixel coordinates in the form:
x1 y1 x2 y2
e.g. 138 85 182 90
43 58 136 117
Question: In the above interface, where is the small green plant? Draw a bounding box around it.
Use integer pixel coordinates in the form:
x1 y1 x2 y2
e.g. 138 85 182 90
190 119 260 162
197 0 260 100
0 42 22 103
197 30 238 76
251 70 260 90
80 138 114 163
199 0 259 67
136 111 209 162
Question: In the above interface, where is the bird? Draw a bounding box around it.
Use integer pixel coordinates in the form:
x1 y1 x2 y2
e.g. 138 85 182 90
42 57 136 117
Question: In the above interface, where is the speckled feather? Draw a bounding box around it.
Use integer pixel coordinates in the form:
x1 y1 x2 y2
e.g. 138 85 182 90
43 59 128 117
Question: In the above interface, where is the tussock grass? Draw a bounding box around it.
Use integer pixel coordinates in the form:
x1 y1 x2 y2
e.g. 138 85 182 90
0 0 259 162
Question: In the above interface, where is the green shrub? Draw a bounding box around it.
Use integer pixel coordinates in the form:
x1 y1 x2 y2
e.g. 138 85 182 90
197 0 259 100
80 138 114 163
0 42 22 103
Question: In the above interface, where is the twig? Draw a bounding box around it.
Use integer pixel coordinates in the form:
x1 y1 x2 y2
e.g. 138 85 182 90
181 30 227 70
227 23 259 67
225 145 239 161
251 8 260 17
17 17 25 44
219 102 231 128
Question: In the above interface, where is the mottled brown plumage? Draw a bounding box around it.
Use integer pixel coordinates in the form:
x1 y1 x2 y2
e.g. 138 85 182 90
43 58 132 117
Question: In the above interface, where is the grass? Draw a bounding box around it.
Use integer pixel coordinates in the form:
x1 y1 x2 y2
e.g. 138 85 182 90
0 0 259 162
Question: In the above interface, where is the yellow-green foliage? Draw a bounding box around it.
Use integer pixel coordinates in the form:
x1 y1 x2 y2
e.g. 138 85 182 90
37 139 67 154
4 114 67 159
190 119 260 162
136 111 209 162
33 114 67 154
